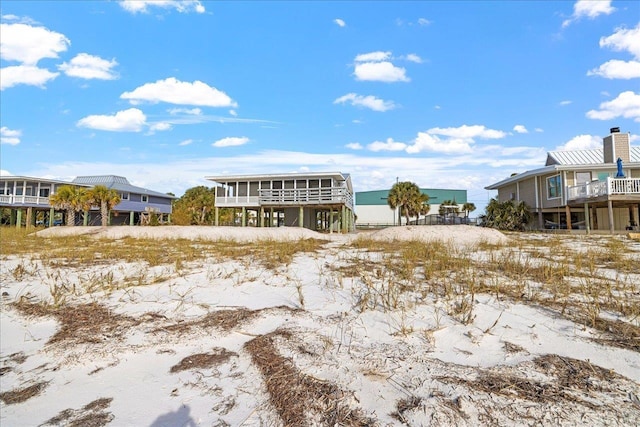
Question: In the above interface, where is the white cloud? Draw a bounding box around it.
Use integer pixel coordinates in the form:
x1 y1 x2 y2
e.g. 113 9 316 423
367 138 407 152
589 24 640 80
404 53 423 63
119 1 205 14
600 23 640 59
401 125 506 154
406 133 473 154
334 93 396 112
345 142 363 150
418 18 431 26
76 108 147 132
168 107 202 115
121 77 236 107
586 91 640 122
0 22 69 65
0 65 59 90
354 51 391 63
562 0 615 28
58 53 119 80
556 134 602 151
334 18 346 27
354 61 409 83
0 126 21 145
148 122 172 132
179 139 193 146
587 60 640 79
229 110 238 117
513 125 528 134
427 124 506 140
212 136 249 147
559 100 572 106
535 128 544 133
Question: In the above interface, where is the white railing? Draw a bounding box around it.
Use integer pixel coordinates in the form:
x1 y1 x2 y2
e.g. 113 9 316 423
567 177 640 200
259 187 354 209
0 195 51 206
214 187 354 209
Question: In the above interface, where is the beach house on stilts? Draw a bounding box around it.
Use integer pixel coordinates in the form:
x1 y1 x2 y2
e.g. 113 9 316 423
485 128 640 233
205 172 355 233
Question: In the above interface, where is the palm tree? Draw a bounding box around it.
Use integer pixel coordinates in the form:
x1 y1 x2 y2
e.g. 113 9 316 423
406 192 430 222
388 181 427 225
87 185 121 227
462 202 476 218
49 185 87 226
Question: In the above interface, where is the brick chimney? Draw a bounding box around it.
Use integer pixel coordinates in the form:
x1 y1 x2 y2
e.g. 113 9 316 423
603 127 630 163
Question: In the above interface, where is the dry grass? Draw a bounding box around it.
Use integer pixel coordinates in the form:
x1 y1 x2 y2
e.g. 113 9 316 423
0 381 48 405
435 354 640 418
41 397 114 427
11 301 144 345
170 347 237 373
244 329 374 427
0 228 327 270
158 306 302 336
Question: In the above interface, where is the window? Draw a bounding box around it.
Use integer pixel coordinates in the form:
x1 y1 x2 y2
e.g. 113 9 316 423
39 189 50 197
121 192 129 200
141 195 148 203
547 175 562 199
575 172 591 185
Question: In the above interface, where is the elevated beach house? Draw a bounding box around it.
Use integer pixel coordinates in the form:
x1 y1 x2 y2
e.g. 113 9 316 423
205 172 355 232
485 128 640 233
1 175 174 227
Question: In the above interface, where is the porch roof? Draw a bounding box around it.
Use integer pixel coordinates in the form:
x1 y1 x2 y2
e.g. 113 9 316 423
206 172 353 192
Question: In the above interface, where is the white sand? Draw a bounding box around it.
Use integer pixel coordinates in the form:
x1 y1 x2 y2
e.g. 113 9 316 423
35 224 508 247
5 227 639 426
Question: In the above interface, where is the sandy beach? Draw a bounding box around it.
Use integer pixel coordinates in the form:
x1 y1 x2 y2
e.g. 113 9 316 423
1 225 639 426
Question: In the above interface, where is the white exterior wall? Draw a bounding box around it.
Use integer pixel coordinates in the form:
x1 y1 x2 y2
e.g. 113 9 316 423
355 205 396 225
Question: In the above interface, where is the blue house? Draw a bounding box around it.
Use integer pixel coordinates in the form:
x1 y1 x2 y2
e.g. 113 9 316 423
0 175 174 227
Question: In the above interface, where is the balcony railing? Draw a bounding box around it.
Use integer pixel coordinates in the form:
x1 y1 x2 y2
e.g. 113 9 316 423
214 187 354 209
567 177 640 201
0 195 51 206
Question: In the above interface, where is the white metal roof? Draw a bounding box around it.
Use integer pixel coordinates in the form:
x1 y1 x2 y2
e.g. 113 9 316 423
546 147 640 165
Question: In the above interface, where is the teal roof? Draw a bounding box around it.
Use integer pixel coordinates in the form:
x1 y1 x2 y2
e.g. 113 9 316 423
356 189 467 206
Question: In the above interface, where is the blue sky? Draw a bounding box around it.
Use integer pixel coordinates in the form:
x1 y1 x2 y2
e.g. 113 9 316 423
1 0 639 213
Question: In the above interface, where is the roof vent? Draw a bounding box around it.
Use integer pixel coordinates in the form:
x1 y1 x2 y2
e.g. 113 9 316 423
610 127 620 133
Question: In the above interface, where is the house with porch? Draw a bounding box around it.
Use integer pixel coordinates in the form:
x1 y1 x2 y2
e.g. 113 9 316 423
0 175 174 227
485 128 640 233
205 172 355 233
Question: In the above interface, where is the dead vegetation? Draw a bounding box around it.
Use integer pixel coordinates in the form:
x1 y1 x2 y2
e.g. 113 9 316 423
40 397 114 427
11 301 141 345
435 355 640 416
158 305 302 335
0 381 48 405
170 347 237 373
244 329 374 427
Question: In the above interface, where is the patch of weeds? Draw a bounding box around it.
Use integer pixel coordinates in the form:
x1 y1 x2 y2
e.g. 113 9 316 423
170 347 238 373
0 381 48 405
390 396 422 425
244 329 374 427
435 354 633 412
158 306 302 336
11 301 143 345
41 397 114 427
